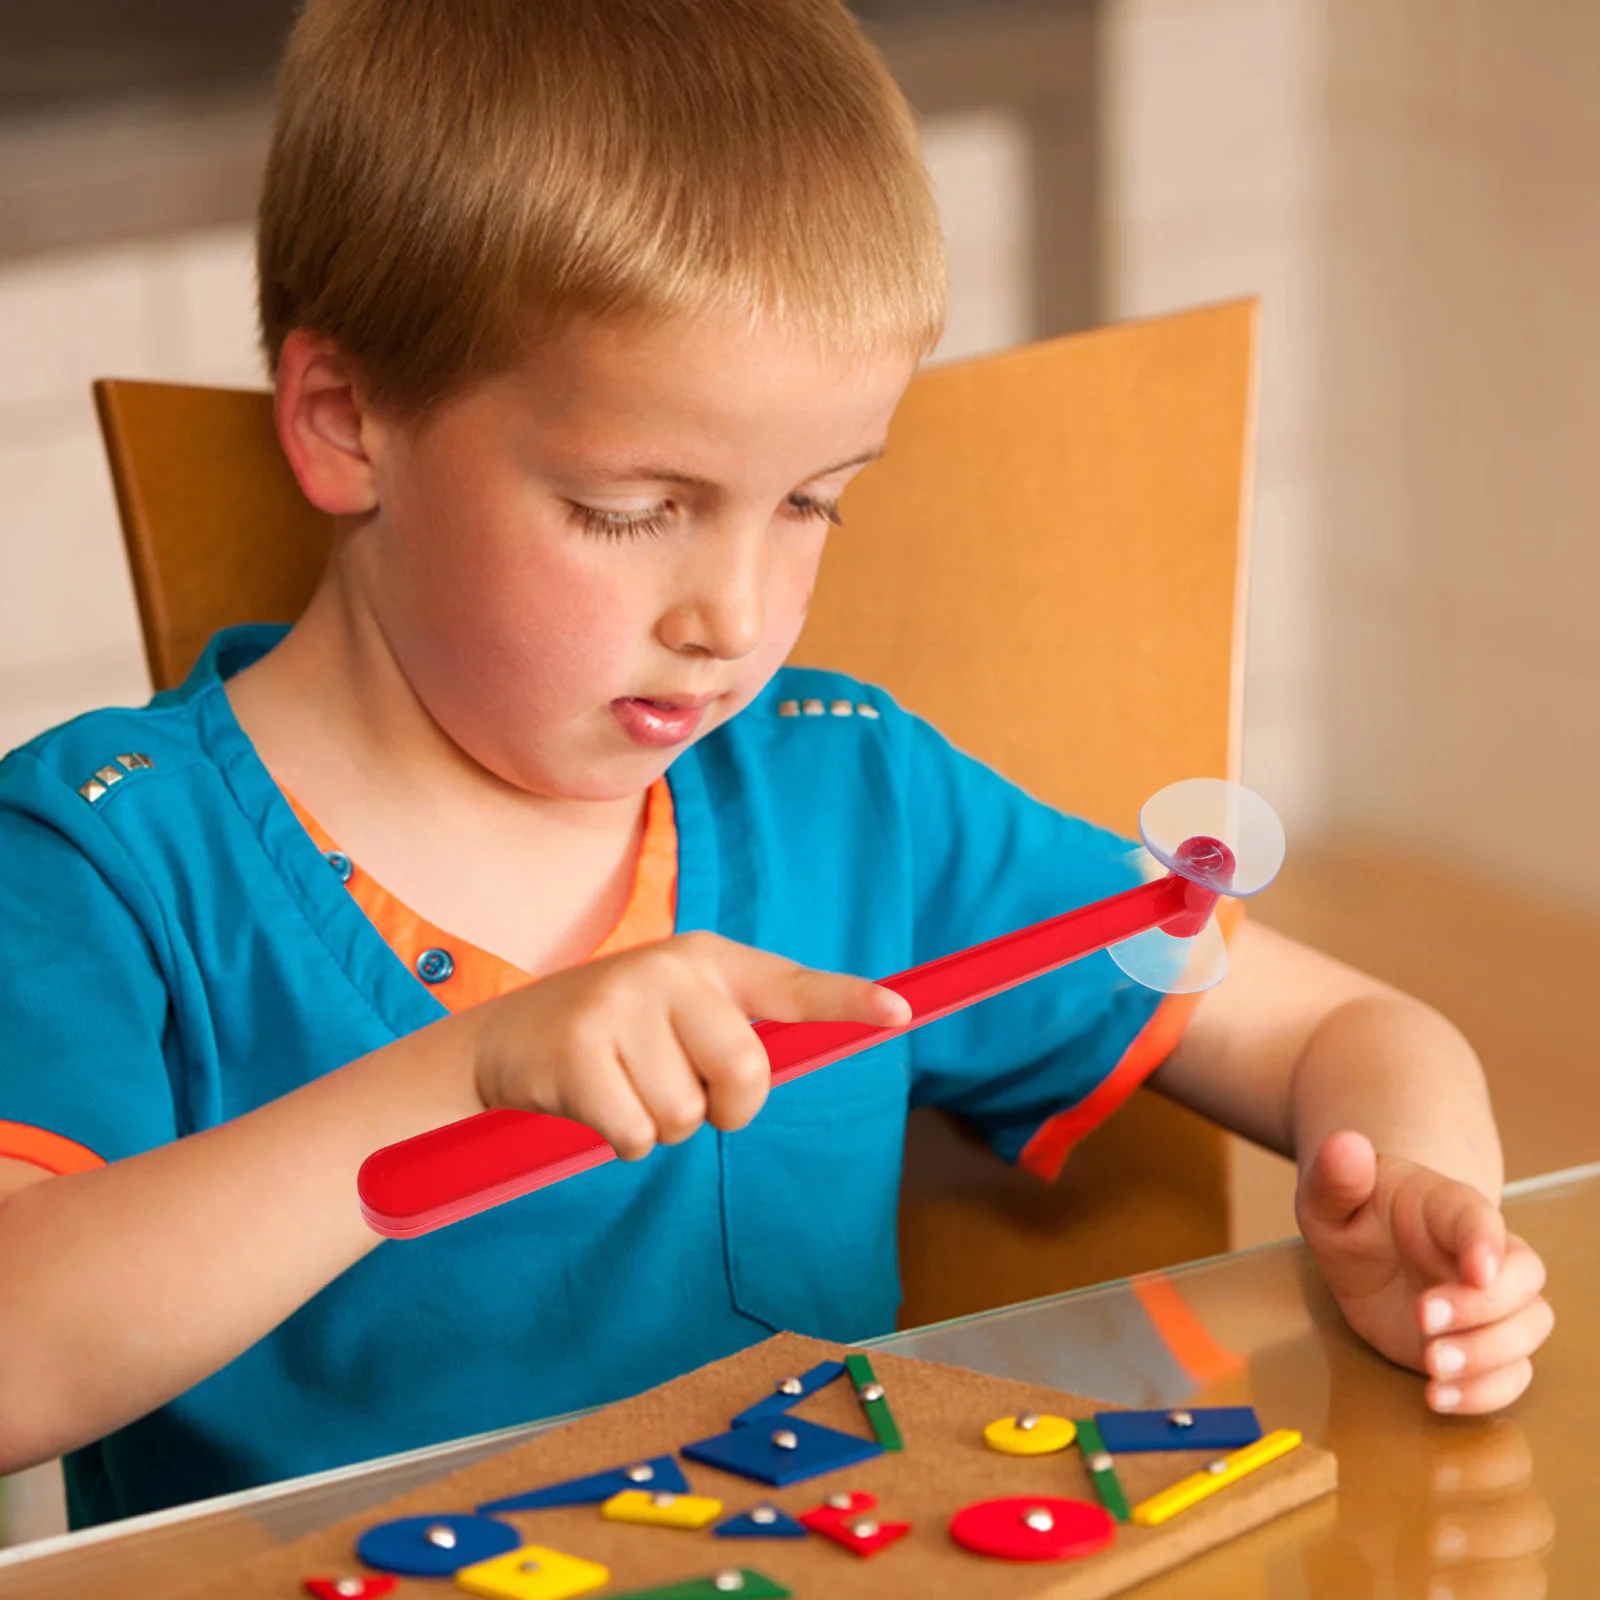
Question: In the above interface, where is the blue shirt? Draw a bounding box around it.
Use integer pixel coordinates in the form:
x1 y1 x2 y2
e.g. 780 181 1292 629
0 625 1160 1526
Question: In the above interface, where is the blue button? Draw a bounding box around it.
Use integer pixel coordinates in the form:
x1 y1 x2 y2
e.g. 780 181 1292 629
416 947 455 984
324 850 353 884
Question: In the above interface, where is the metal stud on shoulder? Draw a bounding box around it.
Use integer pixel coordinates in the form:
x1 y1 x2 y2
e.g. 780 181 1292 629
777 700 799 717
801 698 825 716
829 699 854 716
856 703 879 718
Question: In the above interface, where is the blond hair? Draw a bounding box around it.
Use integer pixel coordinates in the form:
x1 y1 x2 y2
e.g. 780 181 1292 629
257 0 948 411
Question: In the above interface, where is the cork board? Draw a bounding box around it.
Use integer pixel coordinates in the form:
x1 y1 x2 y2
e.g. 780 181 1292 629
188 1331 1335 1600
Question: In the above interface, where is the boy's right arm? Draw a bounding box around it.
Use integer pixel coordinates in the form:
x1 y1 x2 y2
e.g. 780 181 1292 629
0 932 908 1474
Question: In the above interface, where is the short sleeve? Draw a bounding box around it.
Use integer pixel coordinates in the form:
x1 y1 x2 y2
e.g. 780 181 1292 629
902 713 1180 1175
0 754 178 1171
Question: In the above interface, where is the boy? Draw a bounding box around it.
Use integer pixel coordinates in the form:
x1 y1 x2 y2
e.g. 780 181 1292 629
0 0 1550 1529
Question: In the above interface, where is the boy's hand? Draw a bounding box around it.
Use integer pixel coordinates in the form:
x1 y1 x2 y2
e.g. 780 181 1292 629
1297 1130 1554 1415
471 931 912 1161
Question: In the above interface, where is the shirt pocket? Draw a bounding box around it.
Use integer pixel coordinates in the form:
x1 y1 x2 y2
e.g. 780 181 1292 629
720 1038 911 1340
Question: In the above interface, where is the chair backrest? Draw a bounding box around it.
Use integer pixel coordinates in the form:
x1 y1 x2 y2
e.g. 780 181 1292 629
93 381 334 693
94 300 1258 1323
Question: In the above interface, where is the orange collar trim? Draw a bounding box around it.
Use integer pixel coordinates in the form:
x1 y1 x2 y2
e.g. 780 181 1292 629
281 777 678 1014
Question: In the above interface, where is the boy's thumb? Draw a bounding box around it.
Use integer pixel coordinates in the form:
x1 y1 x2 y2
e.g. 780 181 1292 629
1298 1129 1378 1230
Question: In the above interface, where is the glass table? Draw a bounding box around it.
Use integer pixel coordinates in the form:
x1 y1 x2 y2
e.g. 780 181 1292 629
4 1164 1590 1599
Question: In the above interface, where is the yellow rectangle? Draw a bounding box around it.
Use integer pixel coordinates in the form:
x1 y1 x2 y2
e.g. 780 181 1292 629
1131 1428 1302 1527
600 1488 724 1529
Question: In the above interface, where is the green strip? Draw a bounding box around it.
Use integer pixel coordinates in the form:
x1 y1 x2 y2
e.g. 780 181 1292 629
606 1570 791 1600
845 1352 903 1452
1075 1416 1131 1523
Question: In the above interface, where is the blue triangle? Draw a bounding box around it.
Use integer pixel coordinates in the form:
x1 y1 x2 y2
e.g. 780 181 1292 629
476 1453 689 1513
713 1503 808 1539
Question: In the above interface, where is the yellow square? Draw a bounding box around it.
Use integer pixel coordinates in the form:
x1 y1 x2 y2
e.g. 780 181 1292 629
600 1487 724 1529
453 1542 609 1599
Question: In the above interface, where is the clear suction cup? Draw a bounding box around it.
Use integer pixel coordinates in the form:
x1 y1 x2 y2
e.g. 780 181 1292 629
1108 914 1228 994
1140 779 1285 898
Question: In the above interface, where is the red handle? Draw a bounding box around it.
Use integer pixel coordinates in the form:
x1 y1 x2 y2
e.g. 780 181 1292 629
358 870 1216 1237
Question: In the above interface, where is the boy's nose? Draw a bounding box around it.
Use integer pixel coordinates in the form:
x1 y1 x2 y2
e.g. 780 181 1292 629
658 543 768 659
659 587 765 659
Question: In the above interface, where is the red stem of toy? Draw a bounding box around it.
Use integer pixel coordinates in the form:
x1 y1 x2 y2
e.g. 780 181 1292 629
358 866 1220 1237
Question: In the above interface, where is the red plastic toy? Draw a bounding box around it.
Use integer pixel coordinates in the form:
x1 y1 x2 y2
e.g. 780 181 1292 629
358 778 1283 1238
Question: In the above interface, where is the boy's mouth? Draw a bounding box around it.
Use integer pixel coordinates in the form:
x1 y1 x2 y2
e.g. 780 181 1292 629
611 695 715 747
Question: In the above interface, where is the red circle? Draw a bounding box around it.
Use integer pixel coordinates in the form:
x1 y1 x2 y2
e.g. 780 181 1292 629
949 1496 1116 1562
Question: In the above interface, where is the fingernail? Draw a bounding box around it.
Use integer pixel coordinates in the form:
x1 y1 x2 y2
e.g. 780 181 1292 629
1432 1519 1468 1559
1481 1249 1499 1287
1433 1342 1466 1378
1434 1385 1462 1412
1424 1298 1453 1334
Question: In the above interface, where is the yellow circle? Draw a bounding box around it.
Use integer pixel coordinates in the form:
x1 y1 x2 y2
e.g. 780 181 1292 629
983 1414 1077 1456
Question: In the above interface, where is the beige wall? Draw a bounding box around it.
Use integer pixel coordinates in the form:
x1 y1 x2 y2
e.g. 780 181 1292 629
1103 0 1600 910
1101 0 1327 839
0 226 262 757
1319 0 1600 911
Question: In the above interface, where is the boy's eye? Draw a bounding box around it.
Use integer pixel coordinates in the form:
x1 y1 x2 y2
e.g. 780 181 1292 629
571 493 843 541
786 493 845 529
572 503 672 541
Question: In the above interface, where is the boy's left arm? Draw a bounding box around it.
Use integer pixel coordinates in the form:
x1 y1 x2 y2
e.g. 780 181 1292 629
1152 918 1554 1415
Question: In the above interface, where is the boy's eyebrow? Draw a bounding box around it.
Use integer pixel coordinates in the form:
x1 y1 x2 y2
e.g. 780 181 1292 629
592 445 886 489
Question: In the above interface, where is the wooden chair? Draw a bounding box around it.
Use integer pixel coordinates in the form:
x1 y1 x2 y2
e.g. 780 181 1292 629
93 299 1257 1328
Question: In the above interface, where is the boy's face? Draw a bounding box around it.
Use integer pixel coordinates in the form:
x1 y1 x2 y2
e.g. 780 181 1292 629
349 309 917 801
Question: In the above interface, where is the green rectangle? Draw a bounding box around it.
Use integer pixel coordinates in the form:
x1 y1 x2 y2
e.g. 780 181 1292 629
1075 1415 1131 1522
845 1351 903 1451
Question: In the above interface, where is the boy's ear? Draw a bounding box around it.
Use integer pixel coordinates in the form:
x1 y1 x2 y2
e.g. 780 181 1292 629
273 329 382 516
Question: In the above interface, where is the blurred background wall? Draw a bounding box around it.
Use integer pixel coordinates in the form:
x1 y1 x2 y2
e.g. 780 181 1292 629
1 0 1596 1549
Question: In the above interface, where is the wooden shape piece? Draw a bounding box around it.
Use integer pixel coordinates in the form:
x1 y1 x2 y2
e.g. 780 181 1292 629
682 1416 882 1488
797 1490 876 1534
983 1413 1077 1457
1072 1417 1131 1523
808 1513 911 1559
357 1514 520 1577
606 1570 792 1599
713 1503 808 1539
1131 1428 1303 1527
453 1543 611 1600
601 1489 724 1530
843 1353 903 1452
1094 1406 1261 1454
730 1361 847 1427
477 1454 688 1513
949 1497 1116 1563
